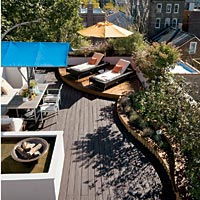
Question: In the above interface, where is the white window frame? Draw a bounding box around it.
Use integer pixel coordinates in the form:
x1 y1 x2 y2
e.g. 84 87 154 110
155 18 161 29
189 42 197 54
174 4 179 13
165 18 170 27
172 18 178 28
166 4 172 13
156 3 162 13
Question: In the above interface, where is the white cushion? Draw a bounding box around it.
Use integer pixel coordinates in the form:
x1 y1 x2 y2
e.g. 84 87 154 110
94 71 120 82
70 63 96 71
11 118 24 131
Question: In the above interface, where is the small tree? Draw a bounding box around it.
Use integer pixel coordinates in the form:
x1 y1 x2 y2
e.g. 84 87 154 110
109 29 147 55
133 42 181 83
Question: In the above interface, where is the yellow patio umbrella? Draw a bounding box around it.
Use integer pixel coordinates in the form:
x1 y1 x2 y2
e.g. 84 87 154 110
78 21 133 38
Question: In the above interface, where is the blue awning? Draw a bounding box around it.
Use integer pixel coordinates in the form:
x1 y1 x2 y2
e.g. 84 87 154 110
1 41 72 67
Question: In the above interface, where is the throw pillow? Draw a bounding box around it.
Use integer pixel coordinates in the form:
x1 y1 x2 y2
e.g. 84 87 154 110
88 57 97 65
112 64 124 73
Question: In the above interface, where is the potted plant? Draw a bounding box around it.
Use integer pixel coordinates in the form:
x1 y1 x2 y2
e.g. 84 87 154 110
29 79 38 94
21 89 29 102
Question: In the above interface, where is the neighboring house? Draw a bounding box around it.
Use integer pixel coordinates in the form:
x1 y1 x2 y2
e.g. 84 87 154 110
151 27 200 66
182 0 200 38
147 0 185 39
182 10 200 38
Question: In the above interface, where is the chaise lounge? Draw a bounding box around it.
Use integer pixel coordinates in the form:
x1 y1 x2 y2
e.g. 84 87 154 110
66 52 109 79
89 59 135 90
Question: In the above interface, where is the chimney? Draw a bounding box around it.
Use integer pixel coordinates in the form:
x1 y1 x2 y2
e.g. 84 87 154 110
87 1 94 26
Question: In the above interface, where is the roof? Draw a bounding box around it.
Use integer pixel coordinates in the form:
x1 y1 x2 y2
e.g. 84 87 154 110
151 27 199 47
107 11 132 29
1 41 72 67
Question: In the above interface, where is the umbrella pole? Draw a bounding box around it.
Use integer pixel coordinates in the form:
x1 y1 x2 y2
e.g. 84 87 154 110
27 67 31 90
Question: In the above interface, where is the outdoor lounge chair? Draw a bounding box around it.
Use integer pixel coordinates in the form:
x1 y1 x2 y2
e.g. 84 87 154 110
66 52 109 79
89 59 134 90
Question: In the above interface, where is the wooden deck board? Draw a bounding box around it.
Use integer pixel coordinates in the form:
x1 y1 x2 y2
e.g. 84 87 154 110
59 68 142 99
26 70 177 200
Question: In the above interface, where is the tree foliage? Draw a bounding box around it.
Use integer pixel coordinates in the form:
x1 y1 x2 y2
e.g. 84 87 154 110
131 41 200 199
109 29 147 55
1 0 83 47
121 0 149 33
133 42 181 83
130 76 200 199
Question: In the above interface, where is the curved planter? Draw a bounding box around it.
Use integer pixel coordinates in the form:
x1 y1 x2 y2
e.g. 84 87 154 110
116 97 180 200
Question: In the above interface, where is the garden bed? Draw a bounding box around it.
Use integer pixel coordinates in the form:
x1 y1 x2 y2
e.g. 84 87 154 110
117 95 189 200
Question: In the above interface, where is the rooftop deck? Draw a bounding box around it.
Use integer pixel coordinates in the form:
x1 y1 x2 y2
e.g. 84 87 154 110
28 69 175 199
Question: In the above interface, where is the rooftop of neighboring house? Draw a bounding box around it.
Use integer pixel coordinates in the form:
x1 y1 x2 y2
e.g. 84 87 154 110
151 27 200 46
107 11 132 29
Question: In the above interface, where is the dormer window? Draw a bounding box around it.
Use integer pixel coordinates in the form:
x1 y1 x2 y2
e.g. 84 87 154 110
189 42 197 54
166 4 172 13
157 3 162 13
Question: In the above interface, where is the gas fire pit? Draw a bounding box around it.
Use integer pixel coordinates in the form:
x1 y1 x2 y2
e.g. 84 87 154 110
11 137 49 163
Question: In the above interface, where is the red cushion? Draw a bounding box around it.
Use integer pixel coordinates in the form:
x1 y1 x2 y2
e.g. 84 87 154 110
88 57 97 65
112 64 124 73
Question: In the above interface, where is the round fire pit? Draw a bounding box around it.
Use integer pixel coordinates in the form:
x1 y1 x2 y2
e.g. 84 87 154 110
11 137 49 163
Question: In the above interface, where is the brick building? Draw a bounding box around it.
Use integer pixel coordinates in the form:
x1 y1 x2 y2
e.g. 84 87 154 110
182 4 200 38
152 27 200 65
147 0 185 39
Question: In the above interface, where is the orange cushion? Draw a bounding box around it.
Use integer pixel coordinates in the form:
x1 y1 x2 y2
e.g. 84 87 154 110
112 64 124 73
88 57 97 65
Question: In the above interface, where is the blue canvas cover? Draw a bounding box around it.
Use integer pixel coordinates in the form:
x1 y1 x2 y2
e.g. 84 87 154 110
1 41 72 67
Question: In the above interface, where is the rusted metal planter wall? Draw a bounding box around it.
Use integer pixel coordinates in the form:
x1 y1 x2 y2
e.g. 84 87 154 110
116 98 180 200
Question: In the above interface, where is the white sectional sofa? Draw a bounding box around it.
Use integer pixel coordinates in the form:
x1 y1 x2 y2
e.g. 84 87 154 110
1 67 27 114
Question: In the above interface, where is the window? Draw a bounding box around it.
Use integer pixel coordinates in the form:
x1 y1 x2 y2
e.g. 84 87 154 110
166 4 172 13
165 18 170 27
189 42 197 54
155 18 161 28
156 3 162 13
174 4 179 13
172 18 177 28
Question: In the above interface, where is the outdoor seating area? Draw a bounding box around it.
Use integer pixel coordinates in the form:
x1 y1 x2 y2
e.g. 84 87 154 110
66 52 110 79
89 59 134 90
2 0 200 197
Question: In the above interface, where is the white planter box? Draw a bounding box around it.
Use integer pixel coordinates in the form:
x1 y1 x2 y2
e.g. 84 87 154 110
1 131 64 200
